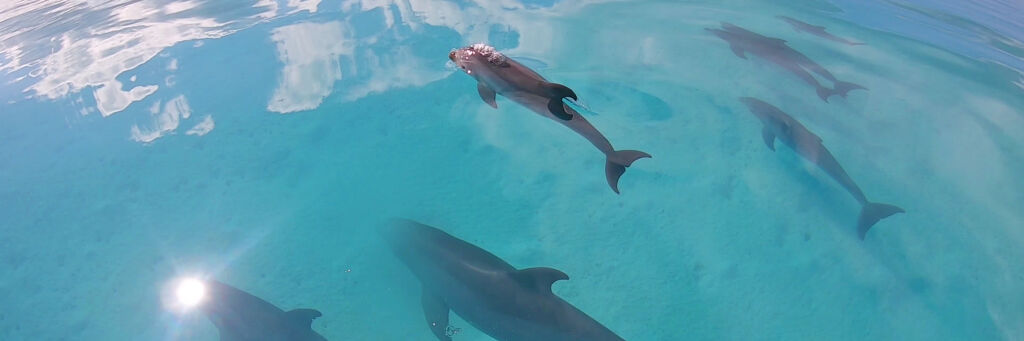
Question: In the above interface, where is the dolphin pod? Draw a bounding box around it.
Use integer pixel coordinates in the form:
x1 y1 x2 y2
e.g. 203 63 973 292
449 43 651 194
383 219 625 341
706 22 866 102
167 14 905 341
739 97 904 239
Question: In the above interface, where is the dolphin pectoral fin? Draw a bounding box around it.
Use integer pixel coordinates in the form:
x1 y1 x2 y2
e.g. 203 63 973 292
544 82 578 120
284 308 322 329
761 127 776 151
730 45 747 59
548 99 573 120
421 289 452 341
515 267 569 294
477 82 497 109
857 202 904 240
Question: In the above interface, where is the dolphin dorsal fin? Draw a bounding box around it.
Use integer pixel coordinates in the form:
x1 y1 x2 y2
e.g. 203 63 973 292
515 267 569 294
285 308 322 328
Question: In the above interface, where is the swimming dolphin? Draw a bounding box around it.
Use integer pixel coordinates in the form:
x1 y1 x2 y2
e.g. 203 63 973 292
706 23 866 102
777 16 865 46
449 43 650 194
739 97 903 239
383 219 625 341
198 280 327 341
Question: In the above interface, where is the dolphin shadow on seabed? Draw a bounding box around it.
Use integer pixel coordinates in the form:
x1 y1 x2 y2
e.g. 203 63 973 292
707 22 867 102
739 97 904 239
777 16 866 46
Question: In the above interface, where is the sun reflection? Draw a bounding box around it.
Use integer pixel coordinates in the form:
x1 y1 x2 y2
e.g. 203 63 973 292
162 275 211 314
175 278 206 308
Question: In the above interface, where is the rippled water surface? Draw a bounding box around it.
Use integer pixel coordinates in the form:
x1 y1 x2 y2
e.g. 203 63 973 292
1 0 1022 340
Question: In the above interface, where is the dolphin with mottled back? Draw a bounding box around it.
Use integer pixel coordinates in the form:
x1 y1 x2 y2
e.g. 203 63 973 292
383 219 625 341
199 280 328 341
739 97 903 239
706 23 866 102
449 43 650 194
777 16 865 46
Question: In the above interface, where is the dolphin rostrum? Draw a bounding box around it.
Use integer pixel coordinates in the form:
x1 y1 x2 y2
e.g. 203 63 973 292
707 23 866 102
449 43 650 194
777 16 866 46
739 97 903 239
383 219 625 341
198 280 327 341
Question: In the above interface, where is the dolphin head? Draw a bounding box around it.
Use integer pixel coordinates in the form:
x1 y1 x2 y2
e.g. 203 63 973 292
449 43 507 75
738 97 773 121
705 26 730 40
720 22 742 32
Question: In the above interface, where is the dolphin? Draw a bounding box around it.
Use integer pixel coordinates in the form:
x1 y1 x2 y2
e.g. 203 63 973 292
706 23 866 102
739 97 903 239
383 219 625 341
777 16 866 46
198 280 327 341
449 43 650 194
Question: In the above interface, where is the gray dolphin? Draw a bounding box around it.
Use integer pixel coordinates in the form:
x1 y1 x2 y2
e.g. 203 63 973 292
198 280 327 341
383 219 625 341
739 97 903 239
449 43 650 194
777 16 866 46
706 23 866 102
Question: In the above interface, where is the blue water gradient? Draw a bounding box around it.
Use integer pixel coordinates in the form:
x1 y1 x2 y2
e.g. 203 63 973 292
1 0 1022 340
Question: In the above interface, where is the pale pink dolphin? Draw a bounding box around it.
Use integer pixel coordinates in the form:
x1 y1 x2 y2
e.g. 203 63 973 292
449 43 650 194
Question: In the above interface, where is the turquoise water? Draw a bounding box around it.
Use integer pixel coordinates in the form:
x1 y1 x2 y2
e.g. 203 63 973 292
1 0 1023 340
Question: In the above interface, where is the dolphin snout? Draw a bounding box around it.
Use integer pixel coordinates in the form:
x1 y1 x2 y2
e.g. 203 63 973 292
448 50 456 62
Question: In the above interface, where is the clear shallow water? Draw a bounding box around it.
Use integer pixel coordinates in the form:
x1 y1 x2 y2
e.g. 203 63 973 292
1 0 1022 340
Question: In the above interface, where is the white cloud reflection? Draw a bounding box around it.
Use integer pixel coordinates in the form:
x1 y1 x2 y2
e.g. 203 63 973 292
265 0 617 113
3 0 616 125
186 115 215 136
267 21 354 114
0 0 311 116
130 95 192 143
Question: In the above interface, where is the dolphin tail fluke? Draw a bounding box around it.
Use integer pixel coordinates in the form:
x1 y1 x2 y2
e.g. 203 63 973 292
834 81 867 98
857 202 904 240
816 86 832 103
817 81 866 102
605 150 651 194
